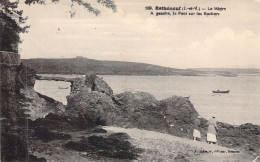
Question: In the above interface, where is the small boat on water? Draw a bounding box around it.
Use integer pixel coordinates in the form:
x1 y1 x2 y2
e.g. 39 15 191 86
58 86 69 89
212 90 230 93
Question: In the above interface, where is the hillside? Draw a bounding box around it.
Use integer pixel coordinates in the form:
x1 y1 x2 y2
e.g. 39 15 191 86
191 68 260 75
22 58 237 76
22 58 199 76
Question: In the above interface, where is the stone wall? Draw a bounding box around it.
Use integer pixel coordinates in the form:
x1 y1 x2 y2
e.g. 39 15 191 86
0 51 21 65
0 65 19 92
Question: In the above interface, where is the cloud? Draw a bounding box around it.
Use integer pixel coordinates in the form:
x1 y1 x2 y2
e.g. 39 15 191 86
19 0 260 68
184 28 260 68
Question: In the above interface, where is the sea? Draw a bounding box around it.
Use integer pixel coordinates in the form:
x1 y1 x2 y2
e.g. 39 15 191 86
34 74 260 126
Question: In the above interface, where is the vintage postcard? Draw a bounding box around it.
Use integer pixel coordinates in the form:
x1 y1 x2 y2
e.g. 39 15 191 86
0 0 260 161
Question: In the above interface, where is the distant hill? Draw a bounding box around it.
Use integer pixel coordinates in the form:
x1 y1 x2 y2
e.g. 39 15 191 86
191 68 260 75
22 58 238 76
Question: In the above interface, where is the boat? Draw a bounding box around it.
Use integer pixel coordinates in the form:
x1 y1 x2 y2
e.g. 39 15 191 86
58 86 69 89
212 90 230 93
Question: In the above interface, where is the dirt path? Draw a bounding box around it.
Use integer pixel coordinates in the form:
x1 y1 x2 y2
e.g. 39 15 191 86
104 126 259 162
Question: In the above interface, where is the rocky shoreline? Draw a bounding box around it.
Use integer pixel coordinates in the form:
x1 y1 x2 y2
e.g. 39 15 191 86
64 73 260 154
1 63 259 161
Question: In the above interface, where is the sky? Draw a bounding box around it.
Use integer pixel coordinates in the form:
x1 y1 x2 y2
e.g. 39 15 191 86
17 0 260 69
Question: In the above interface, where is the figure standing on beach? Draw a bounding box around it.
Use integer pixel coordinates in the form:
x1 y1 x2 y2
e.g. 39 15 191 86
207 115 218 144
193 115 201 141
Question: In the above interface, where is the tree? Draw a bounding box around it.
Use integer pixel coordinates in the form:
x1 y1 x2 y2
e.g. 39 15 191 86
0 0 117 52
25 0 117 16
0 0 29 52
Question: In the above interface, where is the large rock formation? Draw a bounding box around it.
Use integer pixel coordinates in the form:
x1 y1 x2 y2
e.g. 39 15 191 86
217 123 260 153
66 74 200 136
66 74 260 154
160 96 199 138
0 52 63 161
65 74 201 138
0 64 65 121
67 90 117 126
114 92 161 125
112 92 165 131
66 73 116 126
70 73 113 96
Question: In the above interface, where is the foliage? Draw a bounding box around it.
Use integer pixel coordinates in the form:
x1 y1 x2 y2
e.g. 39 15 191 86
0 0 117 52
25 0 117 16
0 0 29 52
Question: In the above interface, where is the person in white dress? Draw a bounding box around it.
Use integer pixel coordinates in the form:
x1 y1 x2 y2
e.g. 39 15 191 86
207 115 218 144
193 116 201 141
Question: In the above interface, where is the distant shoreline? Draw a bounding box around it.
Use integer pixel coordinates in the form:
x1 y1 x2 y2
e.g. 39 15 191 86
21 58 260 77
36 73 260 77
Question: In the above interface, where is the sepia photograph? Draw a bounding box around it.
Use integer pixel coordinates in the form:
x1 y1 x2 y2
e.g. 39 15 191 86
0 0 260 161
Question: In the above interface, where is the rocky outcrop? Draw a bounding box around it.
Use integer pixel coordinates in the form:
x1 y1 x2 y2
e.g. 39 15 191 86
161 96 198 125
65 73 115 126
90 74 113 96
1 55 143 161
160 96 199 138
29 112 102 132
28 114 144 160
20 88 65 120
1 54 65 118
70 73 113 96
0 63 65 121
66 74 200 138
66 90 117 126
67 75 200 135
1 60 64 161
66 74 260 153
34 127 72 142
183 118 260 154
112 92 165 131
64 134 143 160
217 123 260 153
